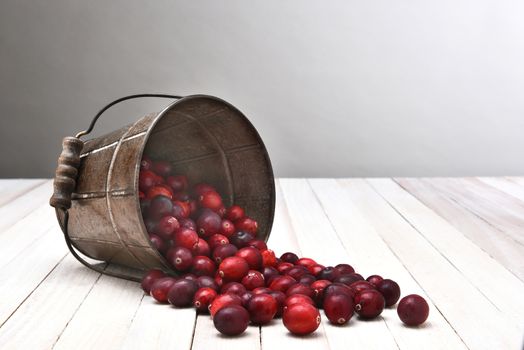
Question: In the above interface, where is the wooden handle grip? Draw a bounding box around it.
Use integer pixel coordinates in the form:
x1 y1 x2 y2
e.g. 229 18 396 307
49 137 84 209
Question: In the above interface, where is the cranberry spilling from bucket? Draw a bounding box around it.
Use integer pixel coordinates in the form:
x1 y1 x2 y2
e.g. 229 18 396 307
193 287 218 312
167 279 199 307
377 279 401 307
218 256 249 282
283 303 321 336
323 293 354 325
213 305 250 336
247 293 278 325
150 277 177 303
397 294 429 326
141 269 166 294
354 289 385 319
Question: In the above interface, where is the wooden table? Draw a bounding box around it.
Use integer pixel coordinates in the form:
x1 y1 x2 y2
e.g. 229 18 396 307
0 178 523 350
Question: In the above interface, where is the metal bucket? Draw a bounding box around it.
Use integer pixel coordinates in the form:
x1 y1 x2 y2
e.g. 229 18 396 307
50 94 275 281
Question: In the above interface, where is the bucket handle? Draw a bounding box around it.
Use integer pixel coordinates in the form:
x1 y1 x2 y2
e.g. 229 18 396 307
50 94 183 281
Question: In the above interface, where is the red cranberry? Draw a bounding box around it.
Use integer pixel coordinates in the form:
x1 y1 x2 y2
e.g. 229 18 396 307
226 205 245 221
308 264 325 276
149 234 167 254
261 249 277 267
283 303 321 335
209 293 242 317
280 252 299 264
247 293 278 325
141 269 166 294
311 280 332 304
247 239 267 251
140 156 153 171
171 201 188 219
208 234 229 250
139 170 158 192
262 266 280 285
193 183 216 196
166 175 188 192
317 266 341 282
324 283 355 302
173 228 198 250
286 266 309 280
182 273 198 282
334 274 363 286
152 161 172 176
234 217 258 235
252 287 272 295
298 274 316 285
147 185 173 200
324 293 354 325
366 275 384 287
377 279 401 307
212 244 238 264
335 263 355 275
354 289 385 319
286 283 315 298
218 256 249 282
193 287 217 312
229 231 255 248
192 238 210 257
217 206 226 218
179 217 197 230
269 275 297 293
213 305 249 336
240 291 254 308
191 256 216 277
296 258 317 269
267 290 286 317
196 209 222 238
236 247 263 270
155 215 179 239
277 262 294 274
350 281 375 294
148 196 174 220
167 279 198 307
198 191 223 211
166 246 193 271
221 282 247 296
197 276 219 291
241 270 265 290
150 277 177 303
220 219 235 237
397 294 429 326
285 294 315 307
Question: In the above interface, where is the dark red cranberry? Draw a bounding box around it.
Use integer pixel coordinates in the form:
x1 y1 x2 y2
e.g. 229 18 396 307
286 283 315 298
247 293 278 325
280 252 299 264
140 156 153 171
197 276 219 291
149 234 167 254
141 269 166 294
139 170 157 192
269 275 297 293
193 183 216 196
366 275 384 287
174 200 191 218
212 244 238 264
240 291 254 308
262 267 280 285
220 219 235 237
267 290 286 317
296 257 317 269
286 266 309 280
308 264 325 277
252 287 272 295
196 209 222 238
209 293 242 317
334 273 363 286
377 279 401 307
152 160 172 176
171 201 188 220
179 217 196 230
208 234 229 250
247 239 267 251
191 256 216 277
235 247 262 270
283 303 321 335
354 289 385 319
182 273 198 282
193 287 217 312
166 246 193 271
173 191 190 201
397 294 429 326
155 215 179 240
324 293 354 325
285 294 315 307
213 305 249 336
198 191 223 211
324 283 355 302
192 238 210 257
277 262 294 274
218 256 249 282
166 175 188 192
241 270 265 290
261 249 277 267
350 281 375 295
234 217 258 235
147 186 173 200
317 266 341 282
150 277 177 303
229 231 255 248
226 205 245 221
335 263 355 275
173 228 199 250
221 282 247 296
167 279 198 307
148 196 174 220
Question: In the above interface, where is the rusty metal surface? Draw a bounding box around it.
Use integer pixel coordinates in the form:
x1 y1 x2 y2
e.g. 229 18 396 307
57 95 275 274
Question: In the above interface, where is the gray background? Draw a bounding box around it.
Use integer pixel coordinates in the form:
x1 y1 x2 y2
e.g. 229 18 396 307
1 0 523 178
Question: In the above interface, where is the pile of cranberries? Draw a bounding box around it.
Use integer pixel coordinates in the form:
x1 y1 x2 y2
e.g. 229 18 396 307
138 156 430 337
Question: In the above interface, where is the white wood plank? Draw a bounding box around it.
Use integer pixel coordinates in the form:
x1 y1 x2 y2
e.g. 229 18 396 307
278 179 399 350
0 255 101 350
477 177 524 203
341 178 521 349
309 179 468 350
0 179 46 207
395 178 524 281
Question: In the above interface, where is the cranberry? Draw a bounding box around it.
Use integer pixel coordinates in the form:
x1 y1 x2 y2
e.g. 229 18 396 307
350 281 375 294
218 256 249 282
377 279 401 307
308 264 325 276
252 287 272 295
261 249 277 267
149 234 167 254
262 266 280 285
196 209 221 238
317 266 341 282
286 266 309 280
354 289 385 319
166 175 188 192
324 283 355 303
286 283 315 298
171 201 188 219
150 277 177 303
280 252 299 264
268 290 286 317
229 231 255 248
193 183 216 196
397 294 429 326
240 291 254 308
209 293 242 317
192 238 210 257
217 206 226 218
208 234 229 250
220 219 235 237
324 293 354 325
366 275 384 287
234 217 258 235
236 247 262 270
296 258 317 269
247 239 267 251
140 156 153 171
155 215 179 239
139 170 158 192
173 192 190 201
311 280 332 303
152 161 172 176
167 279 198 307
269 275 297 293
141 269 166 294
198 191 223 211
166 246 193 271
241 270 265 290
182 273 198 282
298 274 316 285
148 196 173 220
213 305 249 336
191 256 216 277
173 228 199 250
247 293 278 325
221 282 247 296
197 276 219 291
335 263 355 275
283 303 321 335
147 185 173 200
285 294 315 307
174 200 191 218
212 244 238 264
226 205 245 221
277 262 294 274
179 217 197 230
334 274 363 286
193 287 217 312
